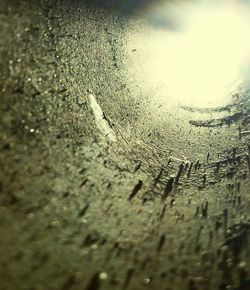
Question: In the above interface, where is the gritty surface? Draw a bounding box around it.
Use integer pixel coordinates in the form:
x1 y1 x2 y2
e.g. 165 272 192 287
0 1 250 290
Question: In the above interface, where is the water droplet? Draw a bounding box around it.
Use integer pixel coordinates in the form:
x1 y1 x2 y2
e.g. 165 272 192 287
28 213 34 219
50 220 59 227
81 218 88 224
90 244 98 250
99 272 108 280
143 277 151 285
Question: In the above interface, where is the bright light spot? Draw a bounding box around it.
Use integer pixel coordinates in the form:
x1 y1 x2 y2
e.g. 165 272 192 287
125 0 250 108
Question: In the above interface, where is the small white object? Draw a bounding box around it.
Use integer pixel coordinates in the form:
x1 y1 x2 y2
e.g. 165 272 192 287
88 94 117 142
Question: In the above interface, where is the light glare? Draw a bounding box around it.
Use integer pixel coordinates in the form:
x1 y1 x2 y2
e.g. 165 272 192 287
126 1 250 108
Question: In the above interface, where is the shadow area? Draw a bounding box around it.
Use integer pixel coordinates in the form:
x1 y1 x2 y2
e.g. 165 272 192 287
82 0 184 30
84 0 162 13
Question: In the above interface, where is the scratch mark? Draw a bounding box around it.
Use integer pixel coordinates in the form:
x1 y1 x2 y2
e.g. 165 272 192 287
128 180 143 201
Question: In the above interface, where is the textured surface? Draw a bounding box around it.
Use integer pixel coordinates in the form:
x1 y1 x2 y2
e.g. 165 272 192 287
0 1 250 290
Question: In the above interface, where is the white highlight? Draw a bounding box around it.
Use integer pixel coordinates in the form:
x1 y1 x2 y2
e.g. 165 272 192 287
126 0 250 108
89 94 117 142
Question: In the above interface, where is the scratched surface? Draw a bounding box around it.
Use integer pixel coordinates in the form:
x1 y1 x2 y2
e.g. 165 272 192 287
0 1 250 290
